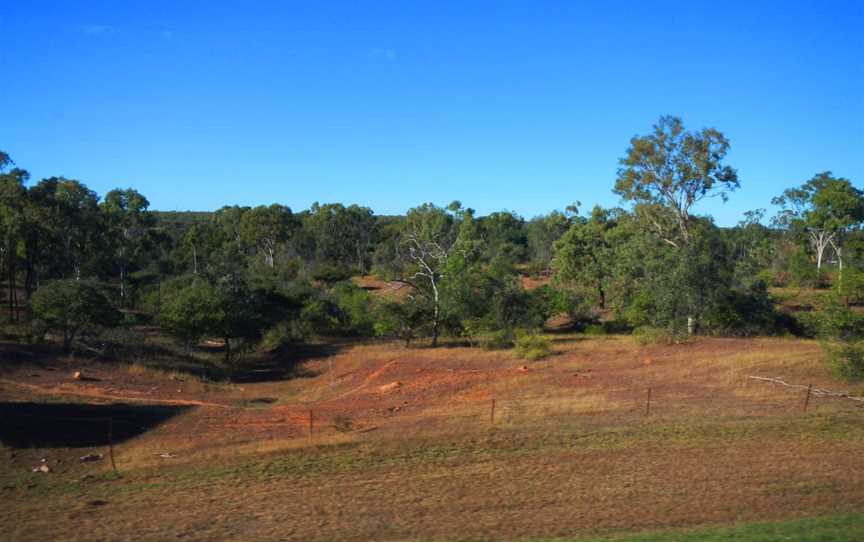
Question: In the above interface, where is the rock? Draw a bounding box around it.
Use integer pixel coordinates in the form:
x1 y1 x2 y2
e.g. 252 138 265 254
378 381 402 392
32 465 51 473
519 365 529 372
73 371 83 381
79 453 103 463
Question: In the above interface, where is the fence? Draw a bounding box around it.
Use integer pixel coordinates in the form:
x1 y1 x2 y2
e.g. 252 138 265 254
3 375 862 476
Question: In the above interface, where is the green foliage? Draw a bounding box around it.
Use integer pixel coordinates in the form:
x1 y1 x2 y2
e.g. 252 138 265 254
158 275 267 363
553 205 617 308
372 299 430 346
614 115 738 246
158 277 224 346
787 247 822 288
799 293 864 381
837 267 864 305
30 280 121 353
582 324 607 336
632 326 677 346
513 332 552 361
482 328 516 350
311 262 354 283
329 282 375 336
824 341 864 382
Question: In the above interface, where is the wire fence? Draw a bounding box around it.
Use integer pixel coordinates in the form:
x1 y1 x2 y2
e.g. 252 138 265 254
4 376 862 476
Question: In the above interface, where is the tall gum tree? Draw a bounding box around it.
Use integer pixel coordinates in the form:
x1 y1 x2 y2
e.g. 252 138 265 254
614 116 739 333
772 172 864 275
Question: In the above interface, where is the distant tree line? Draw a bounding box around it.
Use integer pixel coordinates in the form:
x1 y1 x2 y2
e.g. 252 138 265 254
2 117 863 376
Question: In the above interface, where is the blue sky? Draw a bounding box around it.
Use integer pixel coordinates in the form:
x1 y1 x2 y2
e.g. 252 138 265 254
1 1 861 225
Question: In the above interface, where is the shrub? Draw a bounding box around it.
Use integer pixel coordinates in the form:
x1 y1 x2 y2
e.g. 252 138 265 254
30 280 121 354
632 326 677 346
583 324 607 336
824 340 864 382
837 267 864 305
482 329 515 350
311 263 353 284
513 332 552 361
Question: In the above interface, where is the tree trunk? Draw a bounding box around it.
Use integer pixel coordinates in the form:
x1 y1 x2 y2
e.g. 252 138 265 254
63 328 75 355
192 244 198 275
431 282 440 347
687 316 695 336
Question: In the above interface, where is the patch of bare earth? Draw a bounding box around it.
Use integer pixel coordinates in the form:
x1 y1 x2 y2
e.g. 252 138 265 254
2 336 863 541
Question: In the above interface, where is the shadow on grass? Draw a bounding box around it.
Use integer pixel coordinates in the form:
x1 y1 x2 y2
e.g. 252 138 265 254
229 343 342 383
0 402 191 448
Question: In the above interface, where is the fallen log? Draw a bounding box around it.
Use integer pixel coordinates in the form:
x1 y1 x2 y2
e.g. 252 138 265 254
745 375 864 404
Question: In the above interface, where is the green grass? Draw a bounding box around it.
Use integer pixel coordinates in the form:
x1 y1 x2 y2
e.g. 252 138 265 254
538 513 864 541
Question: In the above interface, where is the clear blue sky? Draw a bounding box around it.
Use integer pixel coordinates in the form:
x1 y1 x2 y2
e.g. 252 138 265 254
1 1 861 225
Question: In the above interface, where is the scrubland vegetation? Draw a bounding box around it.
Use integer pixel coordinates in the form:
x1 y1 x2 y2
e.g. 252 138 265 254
2 116 864 541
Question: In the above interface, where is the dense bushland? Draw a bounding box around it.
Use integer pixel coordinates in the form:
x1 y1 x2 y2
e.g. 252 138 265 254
2 117 862 371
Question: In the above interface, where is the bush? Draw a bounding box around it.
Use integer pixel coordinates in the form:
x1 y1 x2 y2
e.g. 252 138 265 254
311 263 353 284
632 326 677 345
260 320 310 351
824 340 864 382
583 324 607 336
482 329 515 350
513 332 552 360
31 280 121 354
837 267 864 305
330 282 375 336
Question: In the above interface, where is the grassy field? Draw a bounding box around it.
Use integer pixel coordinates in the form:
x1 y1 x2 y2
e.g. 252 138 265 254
2 333 863 541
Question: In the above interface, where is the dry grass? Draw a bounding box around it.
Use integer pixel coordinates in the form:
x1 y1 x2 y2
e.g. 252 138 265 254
3 334 864 541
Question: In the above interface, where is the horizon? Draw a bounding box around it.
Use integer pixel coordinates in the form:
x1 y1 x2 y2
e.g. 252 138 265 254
2 1 862 226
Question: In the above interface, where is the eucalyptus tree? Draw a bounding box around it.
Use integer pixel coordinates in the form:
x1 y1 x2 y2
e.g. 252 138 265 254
526 211 570 274
304 202 376 273
239 204 295 268
101 188 154 299
772 172 864 273
29 177 102 281
30 280 120 354
477 210 528 264
553 206 619 309
614 115 739 249
0 151 29 320
614 116 739 334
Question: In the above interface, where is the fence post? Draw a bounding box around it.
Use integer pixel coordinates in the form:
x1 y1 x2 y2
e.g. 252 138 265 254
490 399 496 426
803 383 813 412
107 417 118 476
645 388 652 416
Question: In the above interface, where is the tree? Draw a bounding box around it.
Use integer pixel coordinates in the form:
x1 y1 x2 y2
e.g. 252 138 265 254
304 202 376 273
101 188 154 300
614 116 739 334
0 151 29 321
526 211 570 274
772 172 864 273
553 206 618 309
30 280 120 353
159 275 265 363
614 115 739 248
477 210 527 264
239 204 294 268
29 177 102 281
396 204 457 346
158 277 224 347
